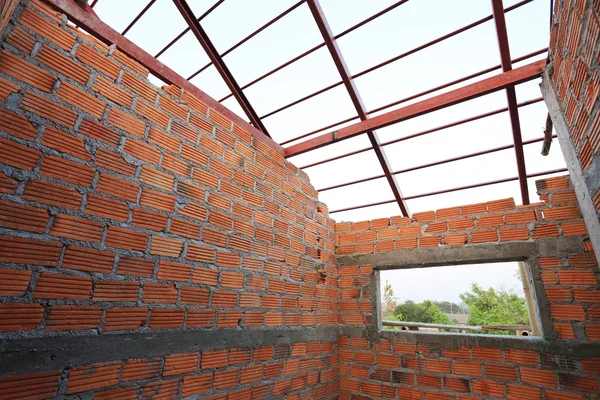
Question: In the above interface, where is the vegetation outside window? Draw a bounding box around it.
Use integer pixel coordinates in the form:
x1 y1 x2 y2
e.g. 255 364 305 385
380 262 539 336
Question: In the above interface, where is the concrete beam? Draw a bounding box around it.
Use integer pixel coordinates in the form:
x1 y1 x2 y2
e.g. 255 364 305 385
336 239 584 268
0 326 347 375
541 69 600 267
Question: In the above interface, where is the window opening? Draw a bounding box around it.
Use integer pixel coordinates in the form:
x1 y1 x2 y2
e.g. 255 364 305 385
380 261 539 336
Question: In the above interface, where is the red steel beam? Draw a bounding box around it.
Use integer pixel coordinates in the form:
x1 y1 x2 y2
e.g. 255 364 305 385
188 0 305 80
41 0 282 154
171 0 270 136
301 97 543 169
284 47 546 146
259 0 533 121
318 134 556 192
218 0 410 103
329 168 567 214
284 59 546 157
155 0 225 58
306 0 410 216
122 0 157 35
491 0 529 204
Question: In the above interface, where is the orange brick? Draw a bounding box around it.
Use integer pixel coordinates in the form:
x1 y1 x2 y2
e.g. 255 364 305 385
76 45 120 79
136 99 169 128
41 155 94 186
93 76 134 107
79 119 121 147
34 272 92 300
0 236 62 267
0 370 60 400
50 214 103 242
121 71 157 101
46 305 102 331
67 362 120 394
0 303 44 332
0 199 48 233
106 226 148 251
0 137 41 170
0 50 55 92
96 173 139 202
499 227 529 241
85 193 129 221
150 236 183 257
19 8 75 50
5 26 36 54
0 107 37 140
116 256 154 278
0 268 31 296
561 221 588 236
36 44 89 85
92 280 139 302
532 224 560 238
20 91 77 128
505 210 536 225
108 107 146 137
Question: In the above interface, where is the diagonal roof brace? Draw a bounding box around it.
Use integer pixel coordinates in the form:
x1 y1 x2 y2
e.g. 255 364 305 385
171 0 271 137
491 0 530 204
306 0 411 217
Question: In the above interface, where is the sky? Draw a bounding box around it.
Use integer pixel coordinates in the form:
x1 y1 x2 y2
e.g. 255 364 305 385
92 0 566 223
380 262 526 305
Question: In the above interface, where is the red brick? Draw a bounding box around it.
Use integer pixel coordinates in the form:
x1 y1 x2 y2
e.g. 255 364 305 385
63 245 115 274
50 214 103 242
34 272 92 300
57 81 106 118
0 199 48 233
36 44 89 85
108 106 147 137
0 370 60 400
150 236 183 257
0 107 37 140
103 307 148 331
76 45 120 79
106 226 148 251
5 26 36 54
499 227 529 241
0 50 55 92
93 280 139 302
93 76 134 107
46 305 102 331
0 137 41 170
67 362 120 394
0 303 44 332
20 91 77 128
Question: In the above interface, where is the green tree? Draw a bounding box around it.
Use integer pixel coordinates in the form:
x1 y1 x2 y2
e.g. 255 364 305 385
382 280 398 318
459 283 529 335
393 300 454 325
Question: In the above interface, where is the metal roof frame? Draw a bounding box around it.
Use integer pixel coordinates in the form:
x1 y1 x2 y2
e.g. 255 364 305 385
53 0 556 217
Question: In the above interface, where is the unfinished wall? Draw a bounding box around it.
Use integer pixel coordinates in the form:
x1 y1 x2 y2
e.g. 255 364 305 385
544 0 600 262
0 1 339 398
336 176 600 399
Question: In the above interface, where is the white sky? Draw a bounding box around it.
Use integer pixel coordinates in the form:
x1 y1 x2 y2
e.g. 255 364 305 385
93 0 566 222
380 262 525 304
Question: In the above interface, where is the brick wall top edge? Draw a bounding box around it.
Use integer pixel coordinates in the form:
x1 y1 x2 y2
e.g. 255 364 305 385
40 0 285 157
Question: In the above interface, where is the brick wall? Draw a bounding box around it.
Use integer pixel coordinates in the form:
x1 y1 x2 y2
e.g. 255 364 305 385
0 341 339 399
0 1 338 398
336 176 600 399
0 0 19 33
549 0 600 227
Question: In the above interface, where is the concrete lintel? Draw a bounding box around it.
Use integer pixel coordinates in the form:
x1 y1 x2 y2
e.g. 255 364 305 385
541 68 600 267
337 238 585 269
0 326 344 375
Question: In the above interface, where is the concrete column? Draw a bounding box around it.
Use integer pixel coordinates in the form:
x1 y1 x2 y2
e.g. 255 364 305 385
541 69 600 267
